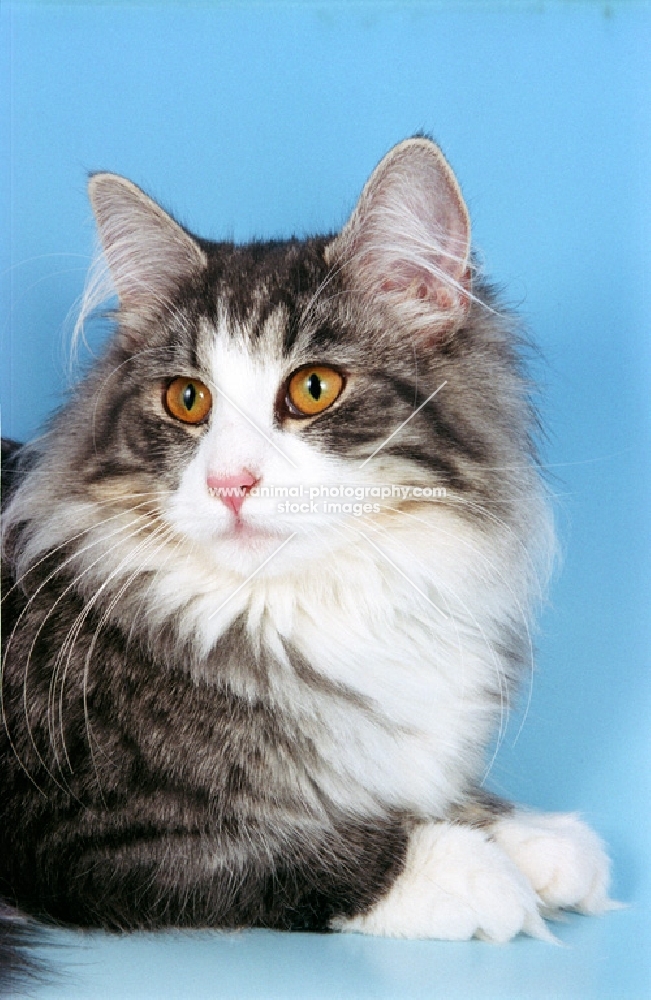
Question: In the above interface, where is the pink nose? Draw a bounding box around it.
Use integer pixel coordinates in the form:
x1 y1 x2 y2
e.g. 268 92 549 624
206 470 258 517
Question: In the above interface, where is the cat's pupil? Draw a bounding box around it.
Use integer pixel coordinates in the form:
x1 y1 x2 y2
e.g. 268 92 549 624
308 373 322 400
182 384 196 411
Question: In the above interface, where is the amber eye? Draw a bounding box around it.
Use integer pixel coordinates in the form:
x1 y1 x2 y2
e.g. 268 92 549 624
164 377 212 424
286 366 344 417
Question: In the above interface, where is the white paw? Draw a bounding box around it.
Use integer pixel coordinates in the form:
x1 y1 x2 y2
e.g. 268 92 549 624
493 811 613 914
332 823 554 943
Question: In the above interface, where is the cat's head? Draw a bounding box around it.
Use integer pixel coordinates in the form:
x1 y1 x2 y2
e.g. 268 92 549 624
7 138 546 596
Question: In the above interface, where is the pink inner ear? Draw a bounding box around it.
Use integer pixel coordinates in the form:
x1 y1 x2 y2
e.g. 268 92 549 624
379 262 466 310
335 140 472 325
381 276 438 299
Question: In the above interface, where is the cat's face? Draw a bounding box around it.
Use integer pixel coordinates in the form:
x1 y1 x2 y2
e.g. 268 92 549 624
56 138 536 586
73 139 484 578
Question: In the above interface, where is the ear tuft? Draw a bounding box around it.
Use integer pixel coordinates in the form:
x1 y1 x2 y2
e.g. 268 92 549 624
88 173 207 318
326 138 472 335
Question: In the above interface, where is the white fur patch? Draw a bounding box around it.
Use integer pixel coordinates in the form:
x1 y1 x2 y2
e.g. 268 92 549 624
333 822 553 942
492 810 614 915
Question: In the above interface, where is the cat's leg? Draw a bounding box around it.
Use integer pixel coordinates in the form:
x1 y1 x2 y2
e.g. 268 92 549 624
491 810 613 915
331 821 554 942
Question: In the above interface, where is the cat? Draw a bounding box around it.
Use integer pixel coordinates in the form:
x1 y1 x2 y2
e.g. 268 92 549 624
0 137 613 982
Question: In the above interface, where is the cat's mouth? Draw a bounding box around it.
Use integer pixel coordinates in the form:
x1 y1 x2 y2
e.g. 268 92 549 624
225 517 288 542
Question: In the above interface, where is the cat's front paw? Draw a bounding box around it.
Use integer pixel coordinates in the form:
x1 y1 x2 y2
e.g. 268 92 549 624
332 823 554 943
493 811 613 914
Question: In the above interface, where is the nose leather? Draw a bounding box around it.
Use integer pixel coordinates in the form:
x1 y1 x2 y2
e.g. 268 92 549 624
206 470 258 517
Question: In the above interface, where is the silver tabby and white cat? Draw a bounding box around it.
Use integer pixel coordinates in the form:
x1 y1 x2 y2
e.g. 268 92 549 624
1 138 612 958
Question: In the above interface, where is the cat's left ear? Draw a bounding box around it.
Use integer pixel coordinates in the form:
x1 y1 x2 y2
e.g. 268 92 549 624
88 173 207 329
326 138 471 338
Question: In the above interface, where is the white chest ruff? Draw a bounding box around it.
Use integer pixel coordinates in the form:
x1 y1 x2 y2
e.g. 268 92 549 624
284 577 505 818
146 519 527 820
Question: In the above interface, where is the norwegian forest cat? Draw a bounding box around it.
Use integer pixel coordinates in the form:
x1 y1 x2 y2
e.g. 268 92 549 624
0 138 612 981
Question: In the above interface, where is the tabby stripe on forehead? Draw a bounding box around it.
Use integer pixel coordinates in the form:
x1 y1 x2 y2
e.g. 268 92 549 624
297 322 348 355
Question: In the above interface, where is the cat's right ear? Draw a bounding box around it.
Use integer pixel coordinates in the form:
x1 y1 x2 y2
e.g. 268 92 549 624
88 173 207 332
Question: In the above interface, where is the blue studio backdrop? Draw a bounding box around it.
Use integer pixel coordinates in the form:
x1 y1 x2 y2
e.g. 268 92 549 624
1 2 650 998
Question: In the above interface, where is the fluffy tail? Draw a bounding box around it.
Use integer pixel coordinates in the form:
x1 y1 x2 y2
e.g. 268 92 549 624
0 904 51 995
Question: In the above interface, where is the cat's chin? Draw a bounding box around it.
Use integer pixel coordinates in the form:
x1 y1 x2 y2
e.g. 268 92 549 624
224 519 287 543
214 520 293 561
205 523 296 578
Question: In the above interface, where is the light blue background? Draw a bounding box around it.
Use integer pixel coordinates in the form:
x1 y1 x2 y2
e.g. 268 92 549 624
1 2 650 997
